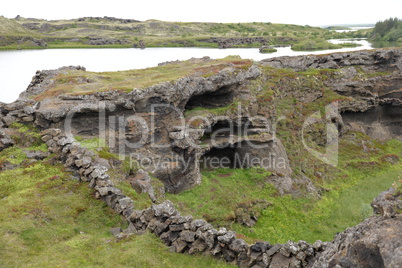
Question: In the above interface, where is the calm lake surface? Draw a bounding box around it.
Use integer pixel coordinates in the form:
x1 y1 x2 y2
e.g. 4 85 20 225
0 39 384 103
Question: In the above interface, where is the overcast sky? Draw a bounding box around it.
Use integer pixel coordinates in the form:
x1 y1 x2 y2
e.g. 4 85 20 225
1 0 401 26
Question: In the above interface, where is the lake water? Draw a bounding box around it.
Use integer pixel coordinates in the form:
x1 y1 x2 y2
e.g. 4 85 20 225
0 39 378 103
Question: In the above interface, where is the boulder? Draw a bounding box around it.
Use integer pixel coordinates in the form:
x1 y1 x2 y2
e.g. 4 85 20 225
371 187 402 218
128 169 157 202
24 150 48 160
312 188 402 268
110 227 123 236
0 130 14 152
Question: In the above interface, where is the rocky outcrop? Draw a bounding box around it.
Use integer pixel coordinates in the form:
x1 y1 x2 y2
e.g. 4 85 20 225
260 49 402 72
5 49 402 195
0 99 36 126
262 48 402 141
314 217 402 268
198 37 272 48
77 16 141 23
0 129 14 151
17 62 291 193
197 37 296 49
311 187 402 267
0 35 47 48
128 168 157 202
85 37 131 46
20 65 86 99
259 45 277 54
3 61 293 194
371 187 402 218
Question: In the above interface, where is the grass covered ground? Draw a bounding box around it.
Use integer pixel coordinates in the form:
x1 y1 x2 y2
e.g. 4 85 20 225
30 56 253 101
0 126 235 268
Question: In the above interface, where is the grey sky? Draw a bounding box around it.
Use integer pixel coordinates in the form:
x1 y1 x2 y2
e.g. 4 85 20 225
2 0 401 26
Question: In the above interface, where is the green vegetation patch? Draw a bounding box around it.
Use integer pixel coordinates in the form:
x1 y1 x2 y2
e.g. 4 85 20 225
260 47 278 54
166 168 275 228
0 153 233 267
31 56 253 101
292 39 343 51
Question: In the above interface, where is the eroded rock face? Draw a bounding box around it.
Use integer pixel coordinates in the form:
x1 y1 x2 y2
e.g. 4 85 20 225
262 49 402 141
20 66 86 99
17 62 284 193
371 187 402 218
4 49 402 194
260 49 402 72
312 215 402 268
310 187 402 268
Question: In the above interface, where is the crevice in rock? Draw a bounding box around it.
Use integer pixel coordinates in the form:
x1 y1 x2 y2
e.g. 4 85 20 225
342 103 402 140
199 118 277 171
184 85 235 110
204 119 244 137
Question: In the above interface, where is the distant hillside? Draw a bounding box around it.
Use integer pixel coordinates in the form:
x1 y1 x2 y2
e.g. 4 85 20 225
0 16 47 48
0 16 38 36
0 16 361 49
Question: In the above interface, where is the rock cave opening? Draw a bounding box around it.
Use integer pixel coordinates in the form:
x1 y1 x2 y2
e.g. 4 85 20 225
66 111 101 137
201 145 241 169
184 85 235 110
200 119 259 170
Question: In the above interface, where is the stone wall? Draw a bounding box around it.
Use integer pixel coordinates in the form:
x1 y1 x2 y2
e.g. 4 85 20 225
41 128 326 268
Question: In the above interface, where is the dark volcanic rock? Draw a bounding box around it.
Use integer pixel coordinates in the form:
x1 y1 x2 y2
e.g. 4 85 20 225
262 48 402 141
128 169 157 202
260 49 402 72
0 130 14 152
198 37 273 48
371 187 402 218
24 150 48 160
85 37 130 45
20 66 86 99
312 214 402 268
26 63 265 193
